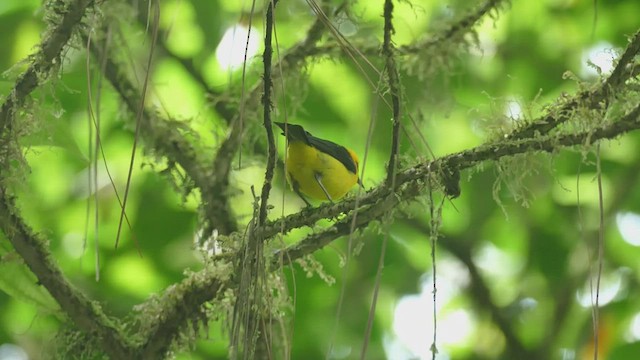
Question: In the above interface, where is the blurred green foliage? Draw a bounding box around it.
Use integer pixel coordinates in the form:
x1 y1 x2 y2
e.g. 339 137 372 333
1 0 640 359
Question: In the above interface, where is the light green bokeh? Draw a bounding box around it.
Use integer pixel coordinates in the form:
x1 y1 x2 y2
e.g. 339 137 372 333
552 172 612 208
160 0 205 58
309 60 370 125
152 59 207 119
105 254 166 297
23 147 74 207
0 0 38 16
10 20 41 65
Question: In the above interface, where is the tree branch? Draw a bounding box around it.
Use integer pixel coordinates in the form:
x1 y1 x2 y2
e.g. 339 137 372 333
274 102 640 262
0 0 133 357
398 0 506 55
84 28 240 236
0 0 93 135
383 0 402 187
204 1 330 236
0 187 134 358
258 0 278 225
506 28 640 141
252 95 640 243
132 92 639 357
300 0 506 59
139 262 232 358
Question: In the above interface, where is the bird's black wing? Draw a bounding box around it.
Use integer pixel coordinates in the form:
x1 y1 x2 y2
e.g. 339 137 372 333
307 135 358 174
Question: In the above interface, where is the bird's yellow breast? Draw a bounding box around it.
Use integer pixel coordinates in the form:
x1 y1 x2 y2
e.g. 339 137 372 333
285 141 358 201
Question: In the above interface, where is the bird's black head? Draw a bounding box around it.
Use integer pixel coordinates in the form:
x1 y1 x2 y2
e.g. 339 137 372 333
274 122 311 144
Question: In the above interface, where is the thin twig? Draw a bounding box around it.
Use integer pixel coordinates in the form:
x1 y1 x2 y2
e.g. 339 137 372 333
258 0 278 225
115 0 160 248
593 144 605 360
383 0 402 188
398 0 506 54
84 26 239 235
426 227 532 359
300 0 506 59
361 1 400 358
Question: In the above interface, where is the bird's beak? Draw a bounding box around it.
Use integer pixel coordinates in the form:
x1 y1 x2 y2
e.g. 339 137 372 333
274 122 286 135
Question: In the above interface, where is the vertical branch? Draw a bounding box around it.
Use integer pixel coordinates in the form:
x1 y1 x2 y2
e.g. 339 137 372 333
259 0 279 226
362 1 400 358
593 144 605 360
428 182 443 360
383 0 402 187
230 2 280 359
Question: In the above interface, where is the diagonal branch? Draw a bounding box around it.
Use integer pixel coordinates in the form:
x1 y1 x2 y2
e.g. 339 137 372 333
132 93 640 358
274 102 640 262
0 187 134 358
139 262 232 358
0 0 93 135
506 28 640 141
398 0 507 55
84 28 239 236
0 0 133 357
252 98 639 242
142 100 640 355
302 0 506 58
85 32 207 188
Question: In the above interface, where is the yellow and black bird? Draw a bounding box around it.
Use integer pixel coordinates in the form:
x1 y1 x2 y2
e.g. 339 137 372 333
275 122 362 206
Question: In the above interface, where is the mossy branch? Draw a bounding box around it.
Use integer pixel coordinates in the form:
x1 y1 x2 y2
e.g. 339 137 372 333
258 0 278 225
140 99 639 357
398 0 507 54
0 0 133 357
83 28 240 235
506 28 640 140
0 188 135 358
383 0 402 187
138 263 232 358
250 94 639 243
273 102 640 260
0 0 92 134
300 0 507 58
